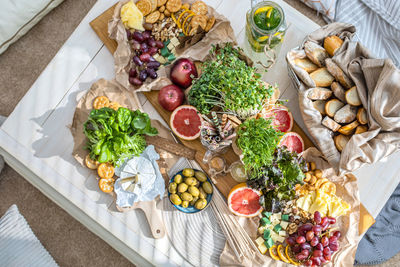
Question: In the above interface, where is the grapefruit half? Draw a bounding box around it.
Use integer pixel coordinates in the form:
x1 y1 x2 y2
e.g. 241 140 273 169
264 106 293 132
279 132 305 154
227 183 263 217
170 105 202 140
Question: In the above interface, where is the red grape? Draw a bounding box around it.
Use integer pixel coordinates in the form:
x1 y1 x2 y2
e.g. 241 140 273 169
329 236 338 244
147 68 157 79
312 256 321 266
133 56 143 66
129 68 137 77
139 53 151 63
148 47 158 56
301 242 311 251
296 254 307 261
147 61 161 69
132 40 141 50
155 40 164 49
132 31 144 42
316 243 323 251
142 30 151 40
139 70 148 81
324 254 332 261
310 236 319 247
330 243 339 251
147 38 156 47
304 259 313 266
292 244 301 253
321 217 329 227
313 225 322 235
328 216 336 224
286 237 296 246
296 236 306 244
333 231 341 238
129 77 142 86
306 231 314 241
140 43 149 53
126 29 132 40
313 250 323 258
301 249 310 257
322 223 330 231
321 236 329 247
323 247 331 256
314 211 322 224
298 223 313 236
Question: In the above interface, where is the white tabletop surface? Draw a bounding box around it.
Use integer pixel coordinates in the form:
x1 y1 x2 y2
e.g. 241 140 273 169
1 0 400 266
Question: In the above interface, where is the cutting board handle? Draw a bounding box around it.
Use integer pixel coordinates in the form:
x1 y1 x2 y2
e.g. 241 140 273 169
140 200 166 239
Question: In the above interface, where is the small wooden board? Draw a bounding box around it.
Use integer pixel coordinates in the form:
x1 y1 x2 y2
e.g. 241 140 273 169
89 3 374 233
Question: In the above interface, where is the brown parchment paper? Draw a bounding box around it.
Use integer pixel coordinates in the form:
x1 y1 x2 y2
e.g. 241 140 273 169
108 0 236 92
70 79 179 199
287 22 400 174
220 147 361 267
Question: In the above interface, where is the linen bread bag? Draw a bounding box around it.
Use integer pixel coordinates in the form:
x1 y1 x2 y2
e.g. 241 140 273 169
287 22 400 173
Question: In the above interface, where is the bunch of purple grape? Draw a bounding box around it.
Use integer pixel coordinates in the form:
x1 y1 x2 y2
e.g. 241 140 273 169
286 211 341 266
126 30 164 86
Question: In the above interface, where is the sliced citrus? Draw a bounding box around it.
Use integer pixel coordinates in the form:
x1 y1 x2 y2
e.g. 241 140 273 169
255 6 272 15
170 105 203 141
227 183 262 217
285 245 300 266
277 244 291 264
279 132 305 154
99 178 114 193
269 245 280 261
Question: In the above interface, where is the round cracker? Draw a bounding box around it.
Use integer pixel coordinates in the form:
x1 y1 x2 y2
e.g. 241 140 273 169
188 25 198 36
97 163 115 179
166 0 182 13
145 10 161 23
93 96 109 109
157 0 167 7
182 3 190 9
205 16 215 32
191 1 208 15
99 178 114 193
149 0 158 11
191 15 207 30
107 102 121 111
136 0 152 16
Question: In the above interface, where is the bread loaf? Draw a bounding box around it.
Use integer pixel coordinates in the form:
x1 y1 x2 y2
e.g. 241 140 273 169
345 86 362 106
355 125 368 134
304 41 329 67
324 35 343 57
338 120 360 135
334 104 357 123
356 107 368 124
325 99 345 117
334 134 349 152
307 87 332 100
310 68 335 87
331 82 346 102
313 100 327 115
294 58 318 73
325 58 354 89
322 116 341 132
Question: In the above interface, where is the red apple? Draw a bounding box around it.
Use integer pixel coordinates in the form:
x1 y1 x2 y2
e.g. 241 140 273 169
158 84 184 111
170 58 198 88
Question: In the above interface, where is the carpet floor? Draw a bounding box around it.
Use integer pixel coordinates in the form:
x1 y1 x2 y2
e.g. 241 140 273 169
0 0 398 266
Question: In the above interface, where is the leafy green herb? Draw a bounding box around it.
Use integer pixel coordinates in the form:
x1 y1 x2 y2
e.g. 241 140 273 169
84 107 158 166
237 117 283 174
188 43 274 119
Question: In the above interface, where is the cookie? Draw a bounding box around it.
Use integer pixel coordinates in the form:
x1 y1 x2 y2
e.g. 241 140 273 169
191 14 207 30
146 10 161 23
157 0 167 7
149 0 158 11
136 0 152 16
182 3 190 9
166 0 182 13
159 12 165 21
188 25 198 36
107 102 121 111
93 96 109 110
191 1 208 15
97 163 115 179
99 178 114 193
85 154 99 170
205 16 215 32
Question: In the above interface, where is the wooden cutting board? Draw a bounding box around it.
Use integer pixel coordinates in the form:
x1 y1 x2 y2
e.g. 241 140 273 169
89 3 374 234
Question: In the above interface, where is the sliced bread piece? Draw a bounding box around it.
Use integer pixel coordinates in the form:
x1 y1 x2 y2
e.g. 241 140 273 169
322 116 341 132
325 58 354 89
325 99 345 117
331 82 346 102
355 125 368 134
313 100 327 115
310 68 335 87
356 107 368 124
345 86 362 106
294 58 319 73
304 41 329 67
307 87 333 100
338 120 360 135
334 134 350 152
334 104 357 123
324 35 343 57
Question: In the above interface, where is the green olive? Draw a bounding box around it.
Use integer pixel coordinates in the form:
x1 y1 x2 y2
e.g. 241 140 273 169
202 181 213 194
188 186 200 197
199 187 207 199
182 168 195 177
181 192 193 201
168 182 177 194
190 196 199 206
174 174 183 184
195 171 207 182
181 200 189 208
194 179 200 187
177 183 188 193
195 198 207 210
185 177 197 186
170 194 182 205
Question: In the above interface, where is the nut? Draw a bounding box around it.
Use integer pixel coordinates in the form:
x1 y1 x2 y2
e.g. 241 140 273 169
310 175 317 185
304 172 312 182
314 169 323 179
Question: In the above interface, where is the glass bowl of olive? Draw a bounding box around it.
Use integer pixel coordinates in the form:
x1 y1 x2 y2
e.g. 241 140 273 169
168 168 213 213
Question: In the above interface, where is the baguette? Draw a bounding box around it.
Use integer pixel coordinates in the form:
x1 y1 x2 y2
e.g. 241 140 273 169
304 41 329 67
334 134 349 152
338 120 360 135
325 99 345 117
324 35 343 57
313 100 327 115
355 125 368 134
307 87 333 100
294 58 319 73
322 116 341 132
334 104 357 123
357 107 368 124
310 68 335 87
325 58 354 89
331 82 346 102
345 86 362 106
